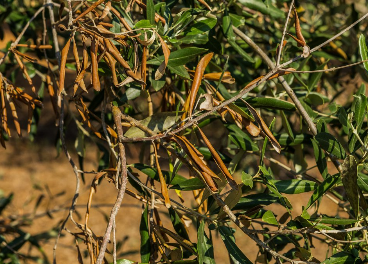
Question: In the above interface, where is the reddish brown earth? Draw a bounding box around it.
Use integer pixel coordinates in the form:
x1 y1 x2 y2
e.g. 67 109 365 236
1 139 349 263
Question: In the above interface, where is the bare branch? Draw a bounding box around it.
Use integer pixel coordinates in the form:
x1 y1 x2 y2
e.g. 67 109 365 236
96 106 129 264
276 0 295 66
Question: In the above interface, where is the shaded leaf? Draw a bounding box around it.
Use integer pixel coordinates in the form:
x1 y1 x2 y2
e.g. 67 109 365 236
131 163 186 185
198 220 215 264
140 206 150 263
218 185 243 218
314 132 346 159
233 194 280 210
311 138 328 179
341 155 359 217
218 226 252 264
306 174 339 209
226 124 259 152
280 110 294 141
184 18 217 36
169 207 190 240
308 62 329 91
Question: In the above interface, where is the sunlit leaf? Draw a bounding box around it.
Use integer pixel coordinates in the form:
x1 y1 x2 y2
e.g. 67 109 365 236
262 210 278 225
359 34 368 72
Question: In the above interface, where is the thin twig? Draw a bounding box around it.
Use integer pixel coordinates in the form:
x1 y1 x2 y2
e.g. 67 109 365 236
276 0 294 66
53 95 82 264
113 219 117 264
280 59 368 73
247 225 368 235
96 106 129 264
67 0 73 28
47 0 61 65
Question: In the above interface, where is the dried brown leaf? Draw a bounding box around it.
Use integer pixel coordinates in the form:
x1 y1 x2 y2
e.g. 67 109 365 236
286 33 305 47
294 7 306 46
90 37 100 91
74 0 105 23
198 94 214 111
13 49 37 63
201 171 218 192
155 33 170 80
242 118 261 137
13 52 36 93
172 135 218 192
27 102 35 133
14 87 42 107
76 105 102 139
203 71 235 84
110 6 132 31
198 0 212 10
141 45 147 89
59 37 71 95
197 126 238 190
188 53 213 117
242 99 281 153
268 68 295 80
16 44 53 49
104 39 144 84
8 98 21 137
136 32 156 46
99 1 111 20
103 53 118 87
242 75 264 91
46 74 59 119
72 38 87 93
0 80 9 135
153 144 171 208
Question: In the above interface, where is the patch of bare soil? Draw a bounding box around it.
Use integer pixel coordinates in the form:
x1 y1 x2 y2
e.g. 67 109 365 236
1 138 347 263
